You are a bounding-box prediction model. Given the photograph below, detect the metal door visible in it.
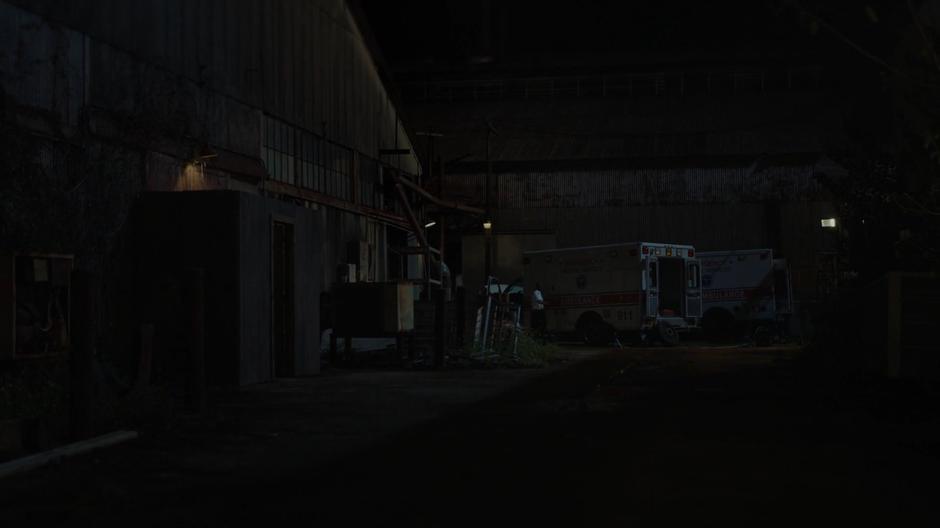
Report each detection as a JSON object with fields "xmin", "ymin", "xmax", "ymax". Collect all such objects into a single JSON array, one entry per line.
[
  {"xmin": 686, "ymin": 259, "xmax": 702, "ymax": 317},
  {"xmin": 272, "ymin": 221, "xmax": 294, "ymax": 378},
  {"xmin": 646, "ymin": 257, "xmax": 659, "ymax": 317},
  {"xmin": 773, "ymin": 259, "xmax": 793, "ymax": 314}
]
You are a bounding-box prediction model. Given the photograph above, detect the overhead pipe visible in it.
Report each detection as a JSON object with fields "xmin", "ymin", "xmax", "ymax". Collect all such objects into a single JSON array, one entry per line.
[{"xmin": 393, "ymin": 173, "xmax": 484, "ymax": 217}]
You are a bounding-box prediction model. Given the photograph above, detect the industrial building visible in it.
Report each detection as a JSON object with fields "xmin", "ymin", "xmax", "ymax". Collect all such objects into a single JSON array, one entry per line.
[
  {"xmin": 0, "ymin": 0, "xmax": 431, "ymax": 385},
  {"xmin": 396, "ymin": 56, "xmax": 850, "ymax": 336},
  {"xmin": 3, "ymin": 2, "xmax": 940, "ymax": 525}
]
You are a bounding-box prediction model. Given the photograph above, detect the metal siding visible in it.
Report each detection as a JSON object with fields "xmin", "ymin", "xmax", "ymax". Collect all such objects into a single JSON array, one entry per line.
[
  {"xmin": 494, "ymin": 204, "xmax": 767, "ymax": 249},
  {"xmin": 445, "ymin": 164, "xmax": 823, "ymax": 208},
  {"xmin": 402, "ymin": 91, "xmax": 843, "ymax": 169},
  {"xmin": 2, "ymin": 0, "xmax": 421, "ymax": 173}
]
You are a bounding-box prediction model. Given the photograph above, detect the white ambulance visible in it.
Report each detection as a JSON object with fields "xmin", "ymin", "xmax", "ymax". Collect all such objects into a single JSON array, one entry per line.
[
  {"xmin": 699, "ymin": 248, "xmax": 792, "ymax": 342},
  {"xmin": 523, "ymin": 242, "xmax": 701, "ymax": 345}
]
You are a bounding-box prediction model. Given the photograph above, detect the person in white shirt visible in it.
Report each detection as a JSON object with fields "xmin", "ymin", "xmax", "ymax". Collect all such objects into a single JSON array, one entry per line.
[{"xmin": 531, "ymin": 283, "xmax": 546, "ymax": 336}]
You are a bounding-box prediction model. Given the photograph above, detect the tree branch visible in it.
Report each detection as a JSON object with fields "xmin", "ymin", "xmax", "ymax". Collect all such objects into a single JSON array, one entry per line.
[{"xmin": 907, "ymin": 0, "xmax": 940, "ymax": 75}]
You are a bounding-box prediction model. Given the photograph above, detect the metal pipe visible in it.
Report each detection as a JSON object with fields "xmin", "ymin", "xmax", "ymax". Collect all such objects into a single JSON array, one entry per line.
[
  {"xmin": 393, "ymin": 179, "xmax": 430, "ymax": 250},
  {"xmin": 394, "ymin": 174, "xmax": 484, "ymax": 216}
]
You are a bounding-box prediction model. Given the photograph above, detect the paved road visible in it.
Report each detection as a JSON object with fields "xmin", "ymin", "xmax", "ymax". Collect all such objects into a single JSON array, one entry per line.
[{"xmin": 3, "ymin": 345, "xmax": 939, "ymax": 525}]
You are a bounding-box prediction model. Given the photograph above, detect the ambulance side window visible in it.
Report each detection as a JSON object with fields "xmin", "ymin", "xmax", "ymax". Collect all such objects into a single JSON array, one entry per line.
[
  {"xmin": 649, "ymin": 261, "xmax": 658, "ymax": 288},
  {"xmin": 688, "ymin": 263, "xmax": 700, "ymax": 288}
]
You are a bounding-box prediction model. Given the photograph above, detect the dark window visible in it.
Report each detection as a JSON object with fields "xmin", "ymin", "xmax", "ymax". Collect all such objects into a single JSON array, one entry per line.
[
  {"xmin": 262, "ymin": 115, "xmax": 352, "ymax": 200},
  {"xmin": 687, "ymin": 263, "xmax": 700, "ymax": 289}
]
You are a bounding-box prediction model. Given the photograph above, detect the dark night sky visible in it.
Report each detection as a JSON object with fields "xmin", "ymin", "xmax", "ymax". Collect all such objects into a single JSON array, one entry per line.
[
  {"xmin": 362, "ymin": 2, "xmax": 795, "ymax": 62},
  {"xmin": 361, "ymin": 1, "xmax": 909, "ymax": 74}
]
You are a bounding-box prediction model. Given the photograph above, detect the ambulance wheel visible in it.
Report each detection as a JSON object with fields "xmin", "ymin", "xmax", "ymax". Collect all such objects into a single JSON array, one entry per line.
[
  {"xmin": 577, "ymin": 313, "xmax": 613, "ymax": 347},
  {"xmin": 702, "ymin": 308, "xmax": 734, "ymax": 342},
  {"xmin": 752, "ymin": 325, "xmax": 772, "ymax": 347},
  {"xmin": 586, "ymin": 321, "xmax": 615, "ymax": 347},
  {"xmin": 656, "ymin": 323, "xmax": 680, "ymax": 347}
]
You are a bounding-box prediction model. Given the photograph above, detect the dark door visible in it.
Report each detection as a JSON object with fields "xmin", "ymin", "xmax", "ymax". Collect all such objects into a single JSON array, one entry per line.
[
  {"xmin": 658, "ymin": 257, "xmax": 685, "ymax": 316},
  {"xmin": 272, "ymin": 221, "xmax": 294, "ymax": 378},
  {"xmin": 646, "ymin": 257, "xmax": 659, "ymax": 316},
  {"xmin": 685, "ymin": 260, "xmax": 702, "ymax": 318}
]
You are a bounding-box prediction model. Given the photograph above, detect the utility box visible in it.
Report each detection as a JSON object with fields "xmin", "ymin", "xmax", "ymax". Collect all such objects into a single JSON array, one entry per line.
[
  {"xmin": 337, "ymin": 263, "xmax": 357, "ymax": 283},
  {"xmin": 333, "ymin": 282, "xmax": 414, "ymax": 336},
  {"xmin": 0, "ymin": 254, "xmax": 73, "ymax": 360}
]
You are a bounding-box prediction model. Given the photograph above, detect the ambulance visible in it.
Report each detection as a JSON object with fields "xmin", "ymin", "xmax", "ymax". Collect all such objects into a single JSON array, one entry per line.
[
  {"xmin": 699, "ymin": 248, "xmax": 792, "ymax": 342},
  {"xmin": 523, "ymin": 242, "xmax": 701, "ymax": 345}
]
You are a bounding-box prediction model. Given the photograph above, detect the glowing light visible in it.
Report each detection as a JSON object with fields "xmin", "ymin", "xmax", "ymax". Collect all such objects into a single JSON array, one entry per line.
[
  {"xmin": 821, "ymin": 218, "xmax": 837, "ymax": 228},
  {"xmin": 176, "ymin": 162, "xmax": 208, "ymax": 191},
  {"xmin": 483, "ymin": 220, "xmax": 493, "ymax": 230}
]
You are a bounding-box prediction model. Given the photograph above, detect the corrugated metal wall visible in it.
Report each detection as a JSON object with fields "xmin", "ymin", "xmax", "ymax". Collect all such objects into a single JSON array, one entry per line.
[
  {"xmin": 404, "ymin": 92, "xmax": 843, "ymax": 164},
  {"xmin": 471, "ymin": 202, "xmax": 832, "ymax": 302},
  {"xmin": 1, "ymin": 0, "xmax": 418, "ymax": 289},
  {"xmin": 445, "ymin": 163, "xmax": 836, "ymax": 301},
  {"xmin": 3, "ymin": 0, "xmax": 419, "ymax": 174},
  {"xmin": 494, "ymin": 205, "xmax": 766, "ymax": 249},
  {"xmin": 444, "ymin": 164, "xmax": 825, "ymax": 208}
]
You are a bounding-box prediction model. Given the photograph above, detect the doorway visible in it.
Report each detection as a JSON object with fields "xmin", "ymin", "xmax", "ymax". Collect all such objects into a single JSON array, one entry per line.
[
  {"xmin": 272, "ymin": 221, "xmax": 295, "ymax": 378},
  {"xmin": 658, "ymin": 257, "xmax": 685, "ymax": 316}
]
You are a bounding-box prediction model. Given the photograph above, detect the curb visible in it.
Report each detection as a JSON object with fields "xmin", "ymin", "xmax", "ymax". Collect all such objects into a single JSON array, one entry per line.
[{"xmin": 0, "ymin": 430, "xmax": 138, "ymax": 479}]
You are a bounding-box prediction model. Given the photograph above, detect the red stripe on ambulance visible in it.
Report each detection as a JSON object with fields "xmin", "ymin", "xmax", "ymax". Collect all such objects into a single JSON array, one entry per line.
[{"xmin": 544, "ymin": 291, "xmax": 641, "ymax": 309}]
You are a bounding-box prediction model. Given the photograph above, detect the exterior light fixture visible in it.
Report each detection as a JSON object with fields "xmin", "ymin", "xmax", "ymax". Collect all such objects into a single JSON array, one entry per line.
[
  {"xmin": 424, "ymin": 221, "xmax": 437, "ymax": 228},
  {"xmin": 820, "ymin": 218, "xmax": 837, "ymax": 228},
  {"xmin": 194, "ymin": 143, "xmax": 218, "ymax": 162},
  {"xmin": 483, "ymin": 220, "xmax": 493, "ymax": 231}
]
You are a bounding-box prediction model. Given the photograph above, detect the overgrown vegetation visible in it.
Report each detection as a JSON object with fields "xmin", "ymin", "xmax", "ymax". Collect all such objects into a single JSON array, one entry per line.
[
  {"xmin": 457, "ymin": 330, "xmax": 564, "ymax": 368},
  {"xmin": 510, "ymin": 332, "xmax": 564, "ymax": 367},
  {"xmin": 782, "ymin": 1, "xmax": 940, "ymax": 275},
  {"xmin": 0, "ymin": 360, "xmax": 69, "ymax": 421}
]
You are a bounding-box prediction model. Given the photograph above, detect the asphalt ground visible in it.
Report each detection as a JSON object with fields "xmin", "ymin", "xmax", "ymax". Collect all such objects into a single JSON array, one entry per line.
[{"xmin": 2, "ymin": 344, "xmax": 939, "ymax": 526}]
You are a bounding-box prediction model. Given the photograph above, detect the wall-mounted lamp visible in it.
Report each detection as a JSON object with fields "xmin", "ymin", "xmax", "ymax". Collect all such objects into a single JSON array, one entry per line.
[
  {"xmin": 194, "ymin": 143, "xmax": 218, "ymax": 162},
  {"xmin": 483, "ymin": 220, "xmax": 493, "ymax": 231},
  {"xmin": 820, "ymin": 218, "xmax": 837, "ymax": 228}
]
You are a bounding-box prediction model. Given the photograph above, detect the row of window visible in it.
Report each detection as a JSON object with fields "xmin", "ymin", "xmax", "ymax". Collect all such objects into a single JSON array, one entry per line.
[
  {"xmin": 260, "ymin": 115, "xmax": 423, "ymax": 219},
  {"xmin": 262, "ymin": 115, "xmax": 356, "ymax": 201},
  {"xmin": 358, "ymin": 155, "xmax": 383, "ymax": 210}
]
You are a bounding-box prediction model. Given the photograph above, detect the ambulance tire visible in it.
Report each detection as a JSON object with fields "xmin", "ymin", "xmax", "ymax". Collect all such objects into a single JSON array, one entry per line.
[
  {"xmin": 656, "ymin": 323, "xmax": 680, "ymax": 347},
  {"xmin": 753, "ymin": 325, "xmax": 772, "ymax": 347},
  {"xmin": 586, "ymin": 321, "xmax": 615, "ymax": 347},
  {"xmin": 702, "ymin": 308, "xmax": 734, "ymax": 342},
  {"xmin": 578, "ymin": 313, "xmax": 613, "ymax": 347}
]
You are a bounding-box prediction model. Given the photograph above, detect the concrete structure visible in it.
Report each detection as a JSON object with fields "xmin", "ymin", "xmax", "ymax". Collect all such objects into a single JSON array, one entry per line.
[
  {"xmin": 131, "ymin": 191, "xmax": 322, "ymax": 385},
  {"xmin": 0, "ymin": 0, "xmax": 424, "ymax": 384}
]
